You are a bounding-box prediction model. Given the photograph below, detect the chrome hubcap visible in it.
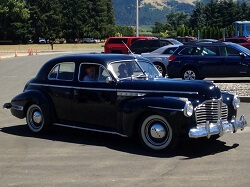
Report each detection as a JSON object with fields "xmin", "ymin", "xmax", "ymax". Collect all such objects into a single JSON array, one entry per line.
[
  {"xmin": 155, "ymin": 65, "xmax": 163, "ymax": 74},
  {"xmin": 33, "ymin": 111, "xmax": 42, "ymax": 124},
  {"xmin": 150, "ymin": 124, "xmax": 166, "ymax": 139},
  {"xmin": 184, "ymin": 70, "xmax": 195, "ymax": 80}
]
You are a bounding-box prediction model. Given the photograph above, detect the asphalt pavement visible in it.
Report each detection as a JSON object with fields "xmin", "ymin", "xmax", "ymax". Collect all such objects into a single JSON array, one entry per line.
[{"xmin": 0, "ymin": 53, "xmax": 250, "ymax": 186}]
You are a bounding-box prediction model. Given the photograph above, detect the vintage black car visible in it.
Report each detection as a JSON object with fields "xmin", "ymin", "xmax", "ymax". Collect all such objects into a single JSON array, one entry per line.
[{"xmin": 3, "ymin": 54, "xmax": 247, "ymax": 152}]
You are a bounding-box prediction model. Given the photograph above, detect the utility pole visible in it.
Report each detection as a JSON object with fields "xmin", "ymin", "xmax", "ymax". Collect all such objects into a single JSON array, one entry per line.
[{"xmin": 136, "ymin": 0, "xmax": 139, "ymax": 37}]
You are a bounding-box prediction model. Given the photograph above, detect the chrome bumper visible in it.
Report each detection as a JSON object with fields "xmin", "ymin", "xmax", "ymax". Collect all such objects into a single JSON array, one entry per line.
[{"xmin": 189, "ymin": 115, "xmax": 247, "ymax": 138}]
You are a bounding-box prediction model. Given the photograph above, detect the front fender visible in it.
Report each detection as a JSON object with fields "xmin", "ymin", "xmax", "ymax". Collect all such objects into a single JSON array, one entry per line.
[
  {"xmin": 10, "ymin": 90, "xmax": 53, "ymax": 119},
  {"xmin": 120, "ymin": 96, "xmax": 189, "ymax": 137},
  {"xmin": 221, "ymin": 92, "xmax": 237, "ymax": 119}
]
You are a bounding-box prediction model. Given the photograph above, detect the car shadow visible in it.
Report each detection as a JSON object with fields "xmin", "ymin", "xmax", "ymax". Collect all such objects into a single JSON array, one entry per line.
[{"xmin": 0, "ymin": 124, "xmax": 239, "ymax": 159}]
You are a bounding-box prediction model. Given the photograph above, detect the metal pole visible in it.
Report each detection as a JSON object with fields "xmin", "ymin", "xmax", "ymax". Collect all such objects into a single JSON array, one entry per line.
[{"xmin": 136, "ymin": 0, "xmax": 139, "ymax": 37}]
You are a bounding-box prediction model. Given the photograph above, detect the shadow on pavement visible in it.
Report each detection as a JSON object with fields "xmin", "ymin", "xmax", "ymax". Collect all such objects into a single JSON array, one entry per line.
[{"xmin": 0, "ymin": 124, "xmax": 239, "ymax": 159}]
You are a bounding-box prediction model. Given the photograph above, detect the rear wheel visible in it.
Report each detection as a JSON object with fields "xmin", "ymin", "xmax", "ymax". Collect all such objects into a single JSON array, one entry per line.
[
  {"xmin": 138, "ymin": 115, "xmax": 178, "ymax": 152},
  {"xmin": 154, "ymin": 63, "xmax": 166, "ymax": 77},
  {"xmin": 182, "ymin": 67, "xmax": 199, "ymax": 80},
  {"xmin": 26, "ymin": 104, "xmax": 50, "ymax": 133}
]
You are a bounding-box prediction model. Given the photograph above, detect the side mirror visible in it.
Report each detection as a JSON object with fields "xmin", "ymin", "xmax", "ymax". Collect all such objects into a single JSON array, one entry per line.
[
  {"xmin": 106, "ymin": 76, "xmax": 114, "ymax": 84},
  {"xmin": 239, "ymin": 52, "xmax": 246, "ymax": 58}
]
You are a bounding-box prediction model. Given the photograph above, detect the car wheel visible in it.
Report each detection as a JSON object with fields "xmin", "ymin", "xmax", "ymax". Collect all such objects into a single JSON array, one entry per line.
[
  {"xmin": 139, "ymin": 115, "xmax": 178, "ymax": 151},
  {"xmin": 182, "ymin": 68, "xmax": 199, "ymax": 80},
  {"xmin": 26, "ymin": 104, "xmax": 50, "ymax": 133},
  {"xmin": 154, "ymin": 63, "xmax": 166, "ymax": 77}
]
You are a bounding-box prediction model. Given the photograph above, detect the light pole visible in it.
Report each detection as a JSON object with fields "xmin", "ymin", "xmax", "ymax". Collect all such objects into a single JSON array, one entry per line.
[{"xmin": 136, "ymin": 0, "xmax": 139, "ymax": 37}]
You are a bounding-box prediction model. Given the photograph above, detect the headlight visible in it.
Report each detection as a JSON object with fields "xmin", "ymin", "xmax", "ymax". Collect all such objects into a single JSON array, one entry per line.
[
  {"xmin": 232, "ymin": 95, "xmax": 240, "ymax": 109},
  {"xmin": 184, "ymin": 101, "xmax": 193, "ymax": 117}
]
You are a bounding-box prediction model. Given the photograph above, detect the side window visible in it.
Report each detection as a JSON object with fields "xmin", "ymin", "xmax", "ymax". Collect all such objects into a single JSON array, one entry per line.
[
  {"xmin": 163, "ymin": 47, "xmax": 177, "ymax": 54},
  {"xmin": 146, "ymin": 40, "xmax": 159, "ymax": 48},
  {"xmin": 201, "ymin": 46, "xmax": 217, "ymax": 56},
  {"xmin": 179, "ymin": 47, "xmax": 194, "ymax": 55},
  {"xmin": 159, "ymin": 40, "xmax": 168, "ymax": 47},
  {"xmin": 79, "ymin": 64, "xmax": 110, "ymax": 82},
  {"xmin": 193, "ymin": 47, "xmax": 203, "ymax": 55},
  {"xmin": 226, "ymin": 47, "xmax": 240, "ymax": 56},
  {"xmin": 48, "ymin": 62, "xmax": 75, "ymax": 81}
]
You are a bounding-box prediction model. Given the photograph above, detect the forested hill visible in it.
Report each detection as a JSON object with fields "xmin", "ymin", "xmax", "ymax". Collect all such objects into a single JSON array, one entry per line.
[
  {"xmin": 113, "ymin": 0, "xmax": 250, "ymax": 25},
  {"xmin": 113, "ymin": 0, "xmax": 193, "ymax": 25}
]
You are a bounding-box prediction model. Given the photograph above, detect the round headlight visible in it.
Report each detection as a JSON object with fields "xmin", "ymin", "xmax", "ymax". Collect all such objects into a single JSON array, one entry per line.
[
  {"xmin": 184, "ymin": 101, "xmax": 193, "ymax": 117},
  {"xmin": 232, "ymin": 95, "xmax": 240, "ymax": 109}
]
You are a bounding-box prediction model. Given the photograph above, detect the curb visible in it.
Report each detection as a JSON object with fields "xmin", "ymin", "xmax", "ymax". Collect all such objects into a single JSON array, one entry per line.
[{"xmin": 240, "ymin": 96, "xmax": 250, "ymax": 103}]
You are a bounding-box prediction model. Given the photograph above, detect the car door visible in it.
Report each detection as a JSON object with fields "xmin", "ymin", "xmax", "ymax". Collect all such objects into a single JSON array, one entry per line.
[
  {"xmin": 219, "ymin": 46, "xmax": 248, "ymax": 76},
  {"xmin": 46, "ymin": 62, "xmax": 75, "ymax": 121},
  {"xmin": 193, "ymin": 46, "xmax": 223, "ymax": 77},
  {"xmin": 72, "ymin": 63, "xmax": 118, "ymax": 129}
]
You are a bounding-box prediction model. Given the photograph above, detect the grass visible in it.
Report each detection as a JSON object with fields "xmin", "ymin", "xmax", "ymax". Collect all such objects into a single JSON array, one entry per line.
[{"xmin": 0, "ymin": 43, "xmax": 104, "ymax": 52}]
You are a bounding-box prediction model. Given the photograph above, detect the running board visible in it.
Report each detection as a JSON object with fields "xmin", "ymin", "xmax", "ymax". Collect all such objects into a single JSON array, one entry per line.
[{"xmin": 53, "ymin": 123, "xmax": 128, "ymax": 137}]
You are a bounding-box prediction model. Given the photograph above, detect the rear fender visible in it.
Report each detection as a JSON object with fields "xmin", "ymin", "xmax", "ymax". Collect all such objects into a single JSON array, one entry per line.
[{"xmin": 10, "ymin": 90, "xmax": 54, "ymax": 120}]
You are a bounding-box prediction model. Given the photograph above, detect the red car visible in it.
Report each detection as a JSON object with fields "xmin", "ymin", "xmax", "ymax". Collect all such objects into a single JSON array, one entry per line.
[
  {"xmin": 104, "ymin": 36, "xmax": 156, "ymax": 54},
  {"xmin": 174, "ymin": 36, "xmax": 197, "ymax": 44},
  {"xmin": 222, "ymin": 36, "xmax": 250, "ymax": 50}
]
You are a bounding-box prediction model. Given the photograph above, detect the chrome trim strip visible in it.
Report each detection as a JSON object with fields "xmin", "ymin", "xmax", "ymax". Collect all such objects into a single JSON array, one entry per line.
[
  {"xmin": 148, "ymin": 106, "xmax": 184, "ymax": 112},
  {"xmin": 30, "ymin": 83, "xmax": 75, "ymax": 89},
  {"xmin": 53, "ymin": 123, "xmax": 128, "ymax": 137},
  {"xmin": 30, "ymin": 83, "xmax": 198, "ymax": 95},
  {"xmin": 117, "ymin": 92, "xmax": 146, "ymax": 97},
  {"xmin": 117, "ymin": 89, "xmax": 198, "ymax": 95},
  {"xmin": 12, "ymin": 105, "xmax": 24, "ymax": 111},
  {"xmin": 76, "ymin": 87, "xmax": 115, "ymax": 92}
]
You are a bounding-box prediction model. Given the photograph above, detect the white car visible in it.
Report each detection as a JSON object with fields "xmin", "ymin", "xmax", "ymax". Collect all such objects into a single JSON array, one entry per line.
[{"xmin": 141, "ymin": 44, "xmax": 182, "ymax": 77}]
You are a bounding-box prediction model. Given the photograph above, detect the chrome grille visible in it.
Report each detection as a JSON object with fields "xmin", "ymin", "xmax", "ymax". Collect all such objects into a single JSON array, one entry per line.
[{"xmin": 195, "ymin": 99, "xmax": 228, "ymax": 126}]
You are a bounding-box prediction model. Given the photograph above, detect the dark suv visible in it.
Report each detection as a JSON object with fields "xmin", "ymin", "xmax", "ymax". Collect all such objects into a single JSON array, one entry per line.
[
  {"xmin": 167, "ymin": 41, "xmax": 250, "ymax": 80},
  {"xmin": 130, "ymin": 39, "xmax": 179, "ymax": 54}
]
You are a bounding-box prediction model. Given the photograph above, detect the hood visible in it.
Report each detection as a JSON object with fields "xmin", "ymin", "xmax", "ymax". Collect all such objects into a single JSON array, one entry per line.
[{"xmin": 117, "ymin": 78, "xmax": 221, "ymax": 102}]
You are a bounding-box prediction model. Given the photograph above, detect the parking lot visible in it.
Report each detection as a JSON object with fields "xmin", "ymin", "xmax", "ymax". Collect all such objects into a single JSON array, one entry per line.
[{"xmin": 0, "ymin": 53, "xmax": 250, "ymax": 186}]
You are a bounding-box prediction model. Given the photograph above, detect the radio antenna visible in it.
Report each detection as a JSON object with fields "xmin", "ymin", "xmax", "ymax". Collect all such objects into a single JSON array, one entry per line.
[{"xmin": 122, "ymin": 41, "xmax": 135, "ymax": 57}]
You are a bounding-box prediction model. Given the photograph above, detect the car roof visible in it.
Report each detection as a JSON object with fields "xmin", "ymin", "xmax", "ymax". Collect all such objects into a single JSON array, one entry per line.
[
  {"xmin": 150, "ymin": 44, "xmax": 182, "ymax": 53},
  {"xmin": 37, "ymin": 54, "xmax": 148, "ymax": 79}
]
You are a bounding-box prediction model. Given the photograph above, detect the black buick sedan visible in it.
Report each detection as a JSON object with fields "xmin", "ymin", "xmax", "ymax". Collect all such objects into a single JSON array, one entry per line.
[{"xmin": 4, "ymin": 54, "xmax": 247, "ymax": 152}]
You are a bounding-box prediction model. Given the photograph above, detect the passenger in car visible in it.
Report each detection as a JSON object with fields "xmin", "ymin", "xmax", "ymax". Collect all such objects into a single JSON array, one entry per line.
[
  {"xmin": 118, "ymin": 64, "xmax": 129, "ymax": 78},
  {"xmin": 83, "ymin": 65, "xmax": 97, "ymax": 81}
]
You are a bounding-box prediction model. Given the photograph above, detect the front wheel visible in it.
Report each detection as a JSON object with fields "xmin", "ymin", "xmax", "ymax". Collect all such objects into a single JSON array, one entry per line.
[
  {"xmin": 26, "ymin": 104, "xmax": 50, "ymax": 133},
  {"xmin": 138, "ymin": 115, "xmax": 178, "ymax": 152}
]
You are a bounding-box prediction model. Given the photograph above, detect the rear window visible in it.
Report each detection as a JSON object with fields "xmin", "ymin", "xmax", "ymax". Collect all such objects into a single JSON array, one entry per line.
[
  {"xmin": 107, "ymin": 38, "xmax": 128, "ymax": 44},
  {"xmin": 48, "ymin": 62, "xmax": 75, "ymax": 81},
  {"xmin": 179, "ymin": 47, "xmax": 194, "ymax": 55},
  {"xmin": 131, "ymin": 40, "xmax": 148, "ymax": 48}
]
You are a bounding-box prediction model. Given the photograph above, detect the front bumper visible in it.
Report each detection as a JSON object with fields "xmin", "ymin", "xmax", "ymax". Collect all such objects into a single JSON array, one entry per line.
[{"xmin": 189, "ymin": 115, "xmax": 247, "ymax": 138}]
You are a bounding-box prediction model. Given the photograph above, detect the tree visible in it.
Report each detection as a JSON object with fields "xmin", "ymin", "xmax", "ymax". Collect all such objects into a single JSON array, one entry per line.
[
  {"xmin": 0, "ymin": 0, "xmax": 31, "ymax": 42},
  {"xmin": 166, "ymin": 12, "xmax": 190, "ymax": 30},
  {"xmin": 190, "ymin": 1, "xmax": 205, "ymax": 28}
]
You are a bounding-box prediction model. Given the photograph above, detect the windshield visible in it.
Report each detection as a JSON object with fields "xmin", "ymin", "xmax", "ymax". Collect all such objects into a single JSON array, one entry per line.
[
  {"xmin": 139, "ymin": 61, "xmax": 162, "ymax": 78},
  {"xmin": 233, "ymin": 43, "xmax": 250, "ymax": 55},
  {"xmin": 108, "ymin": 60, "xmax": 145, "ymax": 80}
]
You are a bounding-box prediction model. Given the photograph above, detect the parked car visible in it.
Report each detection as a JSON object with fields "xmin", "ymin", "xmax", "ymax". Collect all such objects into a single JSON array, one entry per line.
[
  {"xmin": 167, "ymin": 41, "xmax": 250, "ymax": 80},
  {"xmin": 175, "ymin": 36, "xmax": 197, "ymax": 44},
  {"xmin": 130, "ymin": 38, "xmax": 179, "ymax": 54},
  {"xmin": 220, "ymin": 36, "xmax": 250, "ymax": 50},
  {"xmin": 39, "ymin": 37, "xmax": 46, "ymax": 44},
  {"xmin": 141, "ymin": 44, "xmax": 182, "ymax": 77},
  {"xmin": 198, "ymin": 39, "xmax": 218, "ymax": 42},
  {"xmin": 82, "ymin": 38, "xmax": 98, "ymax": 43},
  {"xmin": 104, "ymin": 36, "xmax": 156, "ymax": 54},
  {"xmin": 3, "ymin": 54, "xmax": 247, "ymax": 152}
]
